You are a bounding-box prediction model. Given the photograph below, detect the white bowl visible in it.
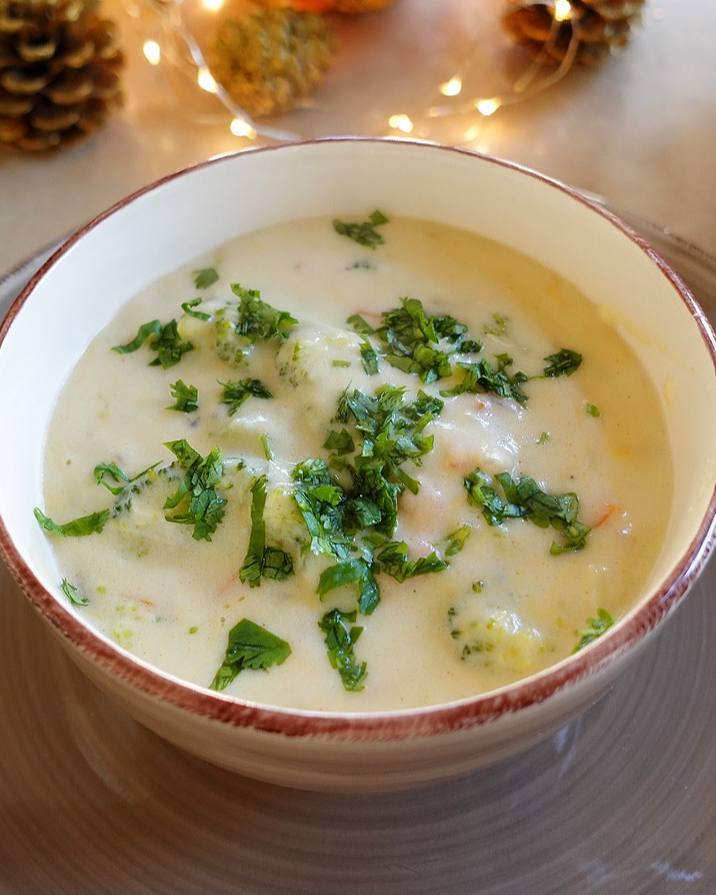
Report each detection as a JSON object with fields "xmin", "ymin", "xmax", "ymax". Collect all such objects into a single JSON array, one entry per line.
[{"xmin": 1, "ymin": 139, "xmax": 715, "ymax": 792}]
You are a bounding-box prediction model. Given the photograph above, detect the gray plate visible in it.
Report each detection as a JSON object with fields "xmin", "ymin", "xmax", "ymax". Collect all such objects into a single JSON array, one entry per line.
[{"xmin": 1, "ymin": 216, "xmax": 714, "ymax": 895}]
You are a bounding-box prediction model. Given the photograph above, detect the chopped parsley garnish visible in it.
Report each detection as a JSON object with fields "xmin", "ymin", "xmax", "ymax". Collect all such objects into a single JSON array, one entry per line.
[
  {"xmin": 440, "ymin": 523, "xmax": 472, "ymax": 557},
  {"xmin": 483, "ymin": 312, "xmax": 508, "ymax": 337},
  {"xmin": 181, "ymin": 298, "xmax": 212, "ymax": 321},
  {"xmin": 210, "ymin": 617, "xmax": 291, "ymax": 691},
  {"xmin": 220, "ymin": 378, "xmax": 272, "ymax": 416},
  {"xmin": 331, "ymin": 359, "xmax": 351, "ymax": 368},
  {"xmin": 323, "ymin": 429, "xmax": 355, "ymax": 456},
  {"xmin": 167, "ymin": 379, "xmax": 199, "ymax": 412},
  {"xmin": 360, "ymin": 339, "xmax": 380, "ymax": 375},
  {"xmin": 464, "ymin": 467, "xmax": 591, "ymax": 554},
  {"xmin": 586, "ymin": 403, "xmax": 601, "ymax": 418},
  {"xmin": 333, "ymin": 210, "xmax": 389, "ymax": 250},
  {"xmin": 318, "ymin": 557, "xmax": 380, "ymax": 615},
  {"xmin": 373, "ymin": 541, "xmax": 447, "ymax": 583},
  {"xmin": 163, "ymin": 439, "xmax": 227, "ymax": 541},
  {"xmin": 346, "ymin": 314, "xmax": 375, "ymax": 335},
  {"xmin": 239, "ymin": 475, "xmax": 294, "ymax": 588},
  {"xmin": 231, "ymin": 283, "xmax": 297, "ymax": 343},
  {"xmin": 193, "ymin": 267, "xmax": 219, "ymax": 290},
  {"xmin": 112, "ymin": 319, "xmax": 194, "ymax": 369},
  {"xmin": 318, "ymin": 608, "xmax": 367, "ymax": 691},
  {"xmin": 441, "ymin": 355, "xmax": 528, "ymax": 404},
  {"xmin": 573, "ymin": 608, "xmax": 614, "ymax": 653},
  {"xmin": 543, "ymin": 349, "xmax": 583, "ymax": 378},
  {"xmin": 60, "ymin": 578, "xmax": 89, "ymax": 607},
  {"xmin": 537, "ymin": 431, "xmax": 551, "ymax": 445},
  {"xmin": 34, "ymin": 507, "xmax": 110, "ymax": 537},
  {"xmin": 94, "ymin": 459, "xmax": 165, "ymax": 516},
  {"xmin": 292, "ymin": 459, "xmax": 351, "ymax": 560}
]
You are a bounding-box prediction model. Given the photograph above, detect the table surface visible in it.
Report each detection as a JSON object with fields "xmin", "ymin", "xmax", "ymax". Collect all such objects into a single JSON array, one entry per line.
[{"xmin": 0, "ymin": 0, "xmax": 714, "ymax": 269}]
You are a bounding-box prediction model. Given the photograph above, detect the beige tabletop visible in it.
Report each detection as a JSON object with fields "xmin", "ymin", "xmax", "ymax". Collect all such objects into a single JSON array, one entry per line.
[{"xmin": 0, "ymin": 0, "xmax": 714, "ymax": 272}]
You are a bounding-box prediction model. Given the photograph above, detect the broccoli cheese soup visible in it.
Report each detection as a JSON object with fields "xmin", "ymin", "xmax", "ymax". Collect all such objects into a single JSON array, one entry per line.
[{"xmin": 35, "ymin": 213, "xmax": 673, "ymax": 711}]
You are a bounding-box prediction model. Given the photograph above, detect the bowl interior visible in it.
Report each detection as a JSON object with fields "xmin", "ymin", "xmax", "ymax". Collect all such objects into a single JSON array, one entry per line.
[{"xmin": 1, "ymin": 140, "xmax": 715, "ymax": 698}]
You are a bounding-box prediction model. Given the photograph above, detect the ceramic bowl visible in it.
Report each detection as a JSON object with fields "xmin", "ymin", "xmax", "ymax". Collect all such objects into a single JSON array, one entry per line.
[{"xmin": 1, "ymin": 139, "xmax": 715, "ymax": 792}]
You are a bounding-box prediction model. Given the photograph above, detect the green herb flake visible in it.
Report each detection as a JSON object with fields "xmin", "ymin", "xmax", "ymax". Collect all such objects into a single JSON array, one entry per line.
[
  {"xmin": 318, "ymin": 608, "xmax": 367, "ymax": 692},
  {"xmin": 163, "ymin": 439, "xmax": 227, "ymax": 541},
  {"xmin": 586, "ymin": 403, "xmax": 601, "ymax": 418},
  {"xmin": 543, "ymin": 348, "xmax": 583, "ymax": 378},
  {"xmin": 346, "ymin": 314, "xmax": 376, "ymax": 335},
  {"xmin": 193, "ymin": 267, "xmax": 219, "ymax": 290},
  {"xmin": 60, "ymin": 577, "xmax": 89, "ymax": 607},
  {"xmin": 292, "ymin": 459, "xmax": 351, "ymax": 561},
  {"xmin": 323, "ymin": 429, "xmax": 355, "ymax": 456},
  {"xmin": 112, "ymin": 319, "xmax": 194, "ymax": 369},
  {"xmin": 360, "ymin": 339, "xmax": 380, "ymax": 375},
  {"xmin": 464, "ymin": 467, "xmax": 591, "ymax": 554},
  {"xmin": 210, "ymin": 617, "xmax": 291, "ymax": 691},
  {"xmin": 374, "ymin": 540, "xmax": 448, "ymax": 583},
  {"xmin": 573, "ymin": 608, "xmax": 614, "ymax": 653},
  {"xmin": 261, "ymin": 434, "xmax": 273, "ymax": 461},
  {"xmin": 441, "ymin": 355, "xmax": 528, "ymax": 404},
  {"xmin": 471, "ymin": 580, "xmax": 485, "ymax": 594},
  {"xmin": 318, "ymin": 557, "xmax": 380, "ymax": 615},
  {"xmin": 220, "ymin": 377, "xmax": 272, "ymax": 416},
  {"xmin": 231, "ymin": 283, "xmax": 298, "ymax": 344},
  {"xmin": 333, "ymin": 210, "xmax": 389, "ymax": 250},
  {"xmin": 181, "ymin": 298, "xmax": 212, "ymax": 321},
  {"xmin": 34, "ymin": 507, "xmax": 110, "ymax": 537},
  {"xmin": 440, "ymin": 523, "xmax": 472, "ymax": 557},
  {"xmin": 167, "ymin": 379, "xmax": 199, "ymax": 413},
  {"xmin": 188, "ymin": 625, "xmax": 199, "ymax": 634},
  {"xmin": 537, "ymin": 431, "xmax": 551, "ymax": 445},
  {"xmin": 239, "ymin": 475, "xmax": 294, "ymax": 588},
  {"xmin": 332, "ymin": 359, "xmax": 351, "ymax": 368}
]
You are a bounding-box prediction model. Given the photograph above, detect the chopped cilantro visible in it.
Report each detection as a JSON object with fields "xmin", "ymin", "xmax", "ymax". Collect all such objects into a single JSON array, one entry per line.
[
  {"xmin": 220, "ymin": 378, "xmax": 272, "ymax": 416},
  {"xmin": 483, "ymin": 313, "xmax": 508, "ymax": 337},
  {"xmin": 188, "ymin": 625, "xmax": 198, "ymax": 634},
  {"xmin": 210, "ymin": 618, "xmax": 291, "ymax": 691},
  {"xmin": 373, "ymin": 541, "xmax": 447, "ymax": 583},
  {"xmin": 333, "ymin": 210, "xmax": 389, "ymax": 250},
  {"xmin": 440, "ymin": 523, "xmax": 472, "ymax": 557},
  {"xmin": 112, "ymin": 319, "xmax": 194, "ymax": 369},
  {"xmin": 346, "ymin": 314, "xmax": 375, "ymax": 334},
  {"xmin": 537, "ymin": 431, "xmax": 551, "ymax": 445},
  {"xmin": 292, "ymin": 459, "xmax": 351, "ymax": 560},
  {"xmin": 543, "ymin": 349, "xmax": 583, "ymax": 378},
  {"xmin": 441, "ymin": 355, "xmax": 528, "ymax": 404},
  {"xmin": 318, "ymin": 608, "xmax": 367, "ymax": 691},
  {"xmin": 586, "ymin": 403, "xmax": 601, "ymax": 418},
  {"xmin": 239, "ymin": 475, "xmax": 294, "ymax": 587},
  {"xmin": 163, "ymin": 439, "xmax": 227, "ymax": 541},
  {"xmin": 231, "ymin": 283, "xmax": 297, "ymax": 343},
  {"xmin": 260, "ymin": 434, "xmax": 273, "ymax": 461},
  {"xmin": 94, "ymin": 460, "xmax": 164, "ymax": 516},
  {"xmin": 360, "ymin": 339, "xmax": 380, "ymax": 375},
  {"xmin": 181, "ymin": 298, "xmax": 212, "ymax": 321},
  {"xmin": 167, "ymin": 379, "xmax": 198, "ymax": 412},
  {"xmin": 471, "ymin": 580, "xmax": 485, "ymax": 593},
  {"xmin": 323, "ymin": 429, "xmax": 355, "ymax": 456},
  {"xmin": 573, "ymin": 608, "xmax": 614, "ymax": 653},
  {"xmin": 193, "ymin": 267, "xmax": 219, "ymax": 289},
  {"xmin": 331, "ymin": 359, "xmax": 351, "ymax": 368},
  {"xmin": 317, "ymin": 557, "xmax": 380, "ymax": 615},
  {"xmin": 60, "ymin": 578, "xmax": 89, "ymax": 606},
  {"xmin": 34, "ymin": 507, "xmax": 110, "ymax": 537},
  {"xmin": 464, "ymin": 467, "xmax": 591, "ymax": 554}
]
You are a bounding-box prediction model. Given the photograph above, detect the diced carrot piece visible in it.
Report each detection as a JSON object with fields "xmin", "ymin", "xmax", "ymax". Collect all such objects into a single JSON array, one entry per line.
[{"xmin": 592, "ymin": 503, "xmax": 619, "ymax": 528}]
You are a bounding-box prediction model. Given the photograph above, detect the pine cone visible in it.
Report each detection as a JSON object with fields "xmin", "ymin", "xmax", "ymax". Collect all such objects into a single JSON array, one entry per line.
[
  {"xmin": 503, "ymin": 0, "xmax": 645, "ymax": 66},
  {"xmin": 0, "ymin": 1, "xmax": 123, "ymax": 151},
  {"xmin": 207, "ymin": 5, "xmax": 335, "ymax": 118}
]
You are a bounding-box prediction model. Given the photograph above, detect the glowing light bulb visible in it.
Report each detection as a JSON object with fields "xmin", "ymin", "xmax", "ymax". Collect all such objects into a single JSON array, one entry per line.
[
  {"xmin": 203, "ymin": 0, "xmax": 224, "ymax": 8},
  {"xmin": 388, "ymin": 113, "xmax": 413, "ymax": 134},
  {"xmin": 475, "ymin": 97, "xmax": 500, "ymax": 117},
  {"xmin": 230, "ymin": 118, "xmax": 257, "ymax": 139},
  {"xmin": 142, "ymin": 40, "xmax": 161, "ymax": 66},
  {"xmin": 439, "ymin": 76, "xmax": 463, "ymax": 97},
  {"xmin": 553, "ymin": 0, "xmax": 572, "ymax": 21},
  {"xmin": 197, "ymin": 67, "xmax": 218, "ymax": 94}
]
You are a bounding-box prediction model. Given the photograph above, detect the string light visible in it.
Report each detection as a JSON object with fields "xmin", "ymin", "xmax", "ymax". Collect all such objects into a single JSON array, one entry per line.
[
  {"xmin": 230, "ymin": 117, "xmax": 257, "ymax": 139},
  {"xmin": 475, "ymin": 97, "xmax": 500, "ymax": 117},
  {"xmin": 388, "ymin": 113, "xmax": 414, "ymax": 134},
  {"xmin": 439, "ymin": 76, "xmax": 463, "ymax": 97},
  {"xmin": 197, "ymin": 66, "xmax": 218, "ymax": 94},
  {"xmin": 142, "ymin": 40, "xmax": 161, "ymax": 66},
  {"xmin": 553, "ymin": 0, "xmax": 573, "ymax": 21}
]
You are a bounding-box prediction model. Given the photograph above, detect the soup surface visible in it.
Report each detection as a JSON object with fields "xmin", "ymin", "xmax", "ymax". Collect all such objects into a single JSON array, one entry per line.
[{"xmin": 39, "ymin": 214, "xmax": 673, "ymax": 711}]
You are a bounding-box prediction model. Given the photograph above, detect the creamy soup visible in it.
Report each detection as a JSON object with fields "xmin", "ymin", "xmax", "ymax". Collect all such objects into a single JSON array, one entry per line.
[{"xmin": 37, "ymin": 214, "xmax": 673, "ymax": 711}]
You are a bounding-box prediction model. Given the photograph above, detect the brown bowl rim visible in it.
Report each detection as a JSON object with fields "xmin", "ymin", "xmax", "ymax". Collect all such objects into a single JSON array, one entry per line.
[{"xmin": 1, "ymin": 137, "xmax": 715, "ymax": 740}]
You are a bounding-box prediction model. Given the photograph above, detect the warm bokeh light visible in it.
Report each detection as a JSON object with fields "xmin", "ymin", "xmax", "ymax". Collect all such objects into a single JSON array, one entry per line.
[
  {"xmin": 202, "ymin": 0, "xmax": 224, "ymax": 10},
  {"xmin": 142, "ymin": 40, "xmax": 161, "ymax": 66},
  {"xmin": 230, "ymin": 118, "xmax": 257, "ymax": 139},
  {"xmin": 439, "ymin": 76, "xmax": 463, "ymax": 98},
  {"xmin": 553, "ymin": 0, "xmax": 572, "ymax": 21},
  {"xmin": 197, "ymin": 66, "xmax": 218, "ymax": 94},
  {"xmin": 388, "ymin": 113, "xmax": 414, "ymax": 134},
  {"xmin": 475, "ymin": 97, "xmax": 500, "ymax": 117}
]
